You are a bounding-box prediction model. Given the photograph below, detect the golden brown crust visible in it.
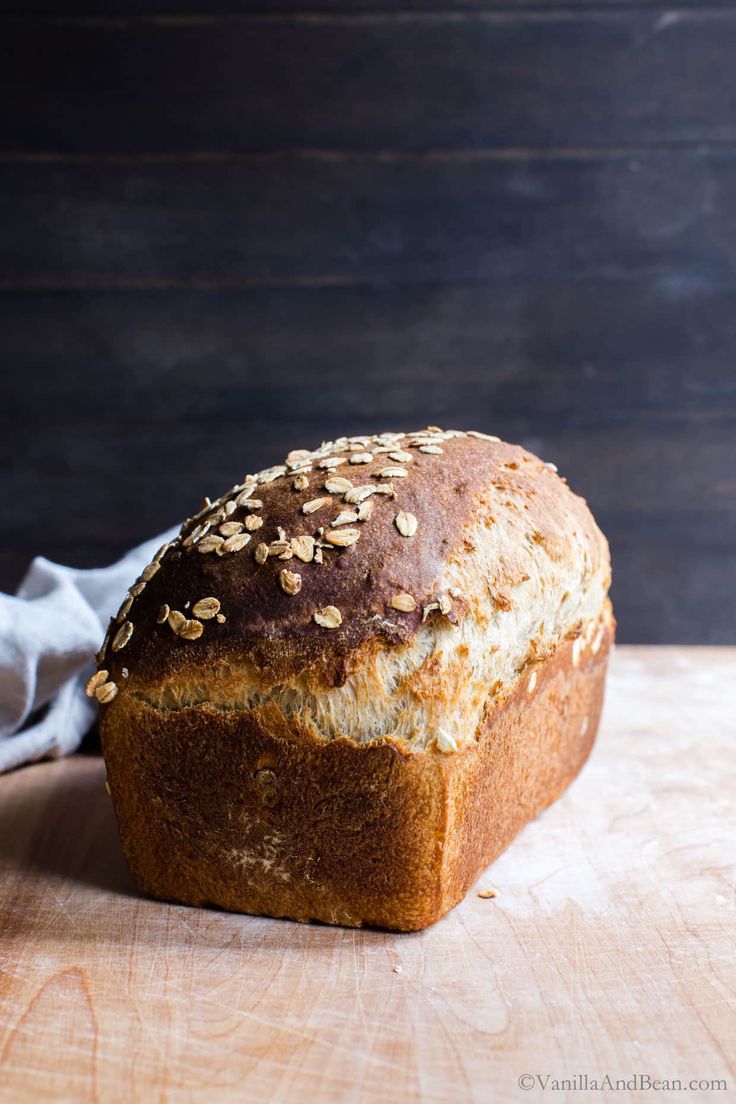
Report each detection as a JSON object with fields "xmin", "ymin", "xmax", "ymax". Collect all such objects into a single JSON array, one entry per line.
[
  {"xmin": 94, "ymin": 429, "xmax": 608, "ymax": 696},
  {"xmin": 97, "ymin": 427, "xmax": 613, "ymax": 929},
  {"xmin": 101, "ymin": 612, "xmax": 614, "ymax": 931}
]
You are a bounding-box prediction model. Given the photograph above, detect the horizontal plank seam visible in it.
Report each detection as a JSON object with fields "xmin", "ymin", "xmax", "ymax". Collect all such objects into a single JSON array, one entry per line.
[
  {"xmin": 0, "ymin": 276, "xmax": 489, "ymax": 291},
  {"xmin": 1, "ymin": 142, "xmax": 735, "ymax": 164},
  {"xmin": 3, "ymin": 7, "xmax": 736, "ymax": 25},
  {"xmin": 2, "ymin": 273, "xmax": 735, "ymax": 293}
]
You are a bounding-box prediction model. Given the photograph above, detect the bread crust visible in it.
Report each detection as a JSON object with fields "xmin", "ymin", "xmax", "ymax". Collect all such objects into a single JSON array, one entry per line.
[
  {"xmin": 101, "ymin": 607, "xmax": 613, "ymax": 931},
  {"xmin": 96, "ymin": 427, "xmax": 614, "ymax": 930},
  {"xmin": 95, "ymin": 431, "xmax": 609, "ymax": 695}
]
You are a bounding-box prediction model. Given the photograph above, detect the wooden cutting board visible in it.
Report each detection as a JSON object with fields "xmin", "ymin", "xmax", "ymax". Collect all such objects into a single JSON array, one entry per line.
[{"xmin": 0, "ymin": 646, "xmax": 734, "ymax": 1103}]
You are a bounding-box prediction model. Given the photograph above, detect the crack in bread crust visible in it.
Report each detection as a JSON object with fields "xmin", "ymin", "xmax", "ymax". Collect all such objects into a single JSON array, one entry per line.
[{"xmin": 130, "ymin": 604, "xmax": 612, "ymax": 755}]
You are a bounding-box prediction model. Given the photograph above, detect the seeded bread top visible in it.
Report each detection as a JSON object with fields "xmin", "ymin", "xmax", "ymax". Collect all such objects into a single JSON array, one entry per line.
[{"xmin": 90, "ymin": 428, "xmax": 609, "ymax": 703}]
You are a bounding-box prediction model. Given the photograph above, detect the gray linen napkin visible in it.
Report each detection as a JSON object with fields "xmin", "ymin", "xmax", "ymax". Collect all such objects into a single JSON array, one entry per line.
[{"xmin": 0, "ymin": 528, "xmax": 177, "ymax": 772}]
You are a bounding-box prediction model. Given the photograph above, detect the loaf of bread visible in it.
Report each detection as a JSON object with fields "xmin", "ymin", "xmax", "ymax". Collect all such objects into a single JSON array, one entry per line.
[{"xmin": 92, "ymin": 427, "xmax": 613, "ymax": 931}]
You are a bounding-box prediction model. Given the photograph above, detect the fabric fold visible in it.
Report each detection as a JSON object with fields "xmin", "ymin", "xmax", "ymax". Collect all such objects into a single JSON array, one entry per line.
[{"xmin": 0, "ymin": 528, "xmax": 177, "ymax": 773}]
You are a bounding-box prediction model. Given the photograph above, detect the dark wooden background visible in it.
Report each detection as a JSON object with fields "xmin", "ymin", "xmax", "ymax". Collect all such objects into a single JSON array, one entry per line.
[{"xmin": 1, "ymin": 2, "xmax": 735, "ymax": 642}]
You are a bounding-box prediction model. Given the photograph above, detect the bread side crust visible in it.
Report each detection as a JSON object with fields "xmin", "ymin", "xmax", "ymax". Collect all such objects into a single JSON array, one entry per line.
[{"xmin": 101, "ymin": 608, "xmax": 614, "ymax": 931}]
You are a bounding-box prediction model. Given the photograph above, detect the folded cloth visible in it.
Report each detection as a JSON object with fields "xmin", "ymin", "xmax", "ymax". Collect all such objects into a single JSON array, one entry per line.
[{"xmin": 0, "ymin": 528, "xmax": 178, "ymax": 773}]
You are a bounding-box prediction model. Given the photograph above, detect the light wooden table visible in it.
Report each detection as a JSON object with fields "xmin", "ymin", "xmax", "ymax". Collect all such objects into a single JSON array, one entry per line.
[{"xmin": 1, "ymin": 647, "xmax": 734, "ymax": 1104}]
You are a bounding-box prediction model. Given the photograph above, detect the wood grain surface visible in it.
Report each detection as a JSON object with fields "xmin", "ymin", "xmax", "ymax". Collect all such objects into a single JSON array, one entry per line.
[
  {"xmin": 3, "ymin": 150, "xmax": 735, "ymax": 289},
  {"xmin": 3, "ymin": 11, "xmax": 736, "ymax": 153},
  {"xmin": 0, "ymin": 646, "xmax": 734, "ymax": 1103}
]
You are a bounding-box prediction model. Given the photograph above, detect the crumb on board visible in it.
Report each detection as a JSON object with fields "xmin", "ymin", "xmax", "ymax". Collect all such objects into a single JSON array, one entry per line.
[{"xmin": 477, "ymin": 888, "xmax": 497, "ymax": 899}]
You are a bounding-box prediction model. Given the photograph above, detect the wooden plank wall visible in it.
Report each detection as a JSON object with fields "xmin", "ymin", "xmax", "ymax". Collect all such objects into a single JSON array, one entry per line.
[{"xmin": 1, "ymin": 3, "xmax": 734, "ymax": 641}]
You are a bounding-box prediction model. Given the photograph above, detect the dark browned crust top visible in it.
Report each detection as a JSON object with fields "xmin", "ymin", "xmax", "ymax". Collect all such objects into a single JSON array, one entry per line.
[{"xmin": 96, "ymin": 429, "xmax": 605, "ymax": 692}]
